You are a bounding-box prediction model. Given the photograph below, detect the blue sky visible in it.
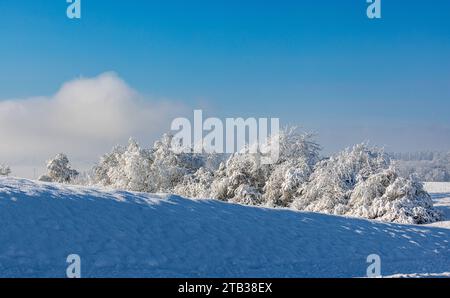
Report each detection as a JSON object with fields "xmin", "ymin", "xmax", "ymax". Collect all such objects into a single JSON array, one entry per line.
[{"xmin": 0, "ymin": 0, "xmax": 449, "ymax": 154}]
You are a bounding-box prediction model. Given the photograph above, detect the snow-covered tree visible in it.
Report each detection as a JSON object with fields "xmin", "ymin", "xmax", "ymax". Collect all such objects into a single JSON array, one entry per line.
[
  {"xmin": 91, "ymin": 139, "xmax": 153, "ymax": 192},
  {"xmin": 149, "ymin": 134, "xmax": 203, "ymax": 192},
  {"xmin": 39, "ymin": 154, "xmax": 79, "ymax": 183},
  {"xmin": 0, "ymin": 164, "xmax": 11, "ymax": 176},
  {"xmin": 106, "ymin": 139, "xmax": 154, "ymax": 192},
  {"xmin": 262, "ymin": 129, "xmax": 321, "ymax": 207}
]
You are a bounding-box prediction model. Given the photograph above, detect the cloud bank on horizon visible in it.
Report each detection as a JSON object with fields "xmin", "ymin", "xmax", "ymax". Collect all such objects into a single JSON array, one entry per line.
[{"xmin": 0, "ymin": 72, "xmax": 189, "ymax": 178}]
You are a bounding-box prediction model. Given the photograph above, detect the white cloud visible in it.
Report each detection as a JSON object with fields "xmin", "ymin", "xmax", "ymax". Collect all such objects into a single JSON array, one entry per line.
[{"xmin": 0, "ymin": 72, "xmax": 190, "ymax": 178}]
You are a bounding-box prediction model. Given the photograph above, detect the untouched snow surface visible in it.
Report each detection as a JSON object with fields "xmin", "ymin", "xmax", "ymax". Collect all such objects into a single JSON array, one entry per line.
[
  {"xmin": 425, "ymin": 182, "xmax": 450, "ymax": 229},
  {"xmin": 0, "ymin": 177, "xmax": 449, "ymax": 278}
]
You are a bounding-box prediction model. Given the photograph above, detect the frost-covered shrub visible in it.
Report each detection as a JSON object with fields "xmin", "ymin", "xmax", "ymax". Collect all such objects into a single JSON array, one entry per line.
[
  {"xmin": 263, "ymin": 160, "xmax": 313, "ymax": 207},
  {"xmin": 174, "ymin": 167, "xmax": 215, "ymax": 199},
  {"xmin": 292, "ymin": 144, "xmax": 442, "ymax": 224},
  {"xmin": 0, "ymin": 164, "xmax": 11, "ymax": 176},
  {"xmin": 230, "ymin": 184, "xmax": 263, "ymax": 205},
  {"xmin": 212, "ymin": 152, "xmax": 268, "ymax": 205},
  {"xmin": 39, "ymin": 154, "xmax": 79, "ymax": 183},
  {"xmin": 175, "ymin": 137, "xmax": 265, "ymax": 203},
  {"xmin": 293, "ymin": 144, "xmax": 389, "ymax": 214},
  {"xmin": 349, "ymin": 169, "xmax": 442, "ymax": 224}
]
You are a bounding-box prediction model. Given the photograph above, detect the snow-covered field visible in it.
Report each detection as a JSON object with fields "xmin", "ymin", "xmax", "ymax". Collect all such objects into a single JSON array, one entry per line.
[
  {"xmin": 424, "ymin": 182, "xmax": 450, "ymax": 229},
  {"xmin": 0, "ymin": 177, "xmax": 449, "ymax": 278}
]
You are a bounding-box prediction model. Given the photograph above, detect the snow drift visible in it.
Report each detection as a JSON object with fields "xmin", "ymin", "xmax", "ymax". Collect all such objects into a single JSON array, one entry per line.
[{"xmin": 0, "ymin": 177, "xmax": 449, "ymax": 278}]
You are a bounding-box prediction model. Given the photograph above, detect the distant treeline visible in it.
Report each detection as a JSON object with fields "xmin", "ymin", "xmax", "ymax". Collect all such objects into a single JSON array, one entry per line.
[{"xmin": 390, "ymin": 151, "xmax": 450, "ymax": 182}]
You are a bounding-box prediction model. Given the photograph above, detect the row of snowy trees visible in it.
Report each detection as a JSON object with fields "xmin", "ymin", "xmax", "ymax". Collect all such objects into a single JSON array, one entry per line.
[
  {"xmin": 79, "ymin": 129, "xmax": 441, "ymax": 224},
  {"xmin": 391, "ymin": 152, "xmax": 450, "ymax": 182},
  {"xmin": 33, "ymin": 129, "xmax": 443, "ymax": 224},
  {"xmin": 390, "ymin": 151, "xmax": 449, "ymax": 162},
  {"xmin": 90, "ymin": 134, "xmax": 219, "ymax": 193}
]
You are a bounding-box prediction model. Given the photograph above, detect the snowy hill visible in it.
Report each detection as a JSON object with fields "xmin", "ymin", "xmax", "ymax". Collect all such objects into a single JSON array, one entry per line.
[{"xmin": 0, "ymin": 177, "xmax": 449, "ymax": 278}]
